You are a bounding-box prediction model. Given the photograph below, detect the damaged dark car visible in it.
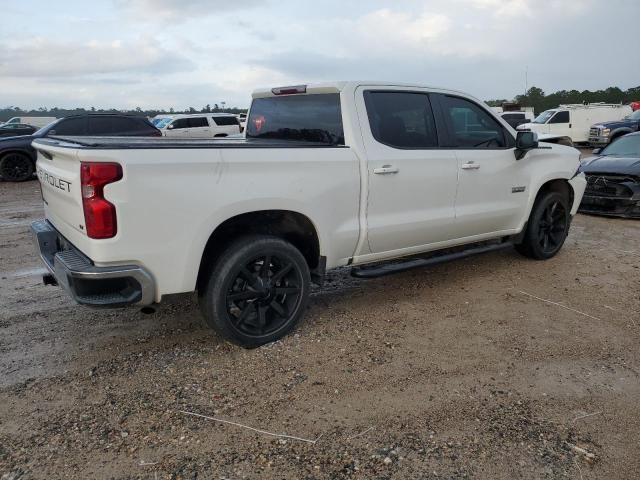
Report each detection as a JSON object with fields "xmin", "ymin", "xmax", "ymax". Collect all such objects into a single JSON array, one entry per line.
[{"xmin": 579, "ymin": 132, "xmax": 640, "ymax": 218}]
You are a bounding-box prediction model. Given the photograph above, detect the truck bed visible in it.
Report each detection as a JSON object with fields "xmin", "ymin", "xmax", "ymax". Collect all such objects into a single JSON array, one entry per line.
[{"xmin": 33, "ymin": 136, "xmax": 343, "ymax": 150}]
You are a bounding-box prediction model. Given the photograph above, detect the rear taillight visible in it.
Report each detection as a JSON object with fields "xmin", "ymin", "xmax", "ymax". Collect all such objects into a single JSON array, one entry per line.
[{"xmin": 80, "ymin": 162, "xmax": 122, "ymax": 239}]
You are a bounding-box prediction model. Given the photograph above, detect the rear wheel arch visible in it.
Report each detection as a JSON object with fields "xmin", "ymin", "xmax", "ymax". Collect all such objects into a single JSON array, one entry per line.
[{"xmin": 196, "ymin": 210, "xmax": 322, "ymax": 291}]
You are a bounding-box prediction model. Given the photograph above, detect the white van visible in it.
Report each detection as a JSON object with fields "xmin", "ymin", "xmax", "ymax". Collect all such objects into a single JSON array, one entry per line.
[
  {"xmin": 517, "ymin": 103, "xmax": 632, "ymax": 143},
  {"xmin": 154, "ymin": 114, "xmax": 241, "ymax": 138},
  {"xmin": 1, "ymin": 116, "xmax": 57, "ymax": 128}
]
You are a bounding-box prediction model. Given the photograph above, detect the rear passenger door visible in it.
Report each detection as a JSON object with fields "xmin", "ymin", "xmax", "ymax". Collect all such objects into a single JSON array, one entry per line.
[
  {"xmin": 211, "ymin": 116, "xmax": 241, "ymax": 137},
  {"xmin": 356, "ymin": 87, "xmax": 459, "ymax": 255},
  {"xmin": 187, "ymin": 117, "xmax": 211, "ymax": 137},
  {"xmin": 433, "ymin": 93, "xmax": 528, "ymax": 237}
]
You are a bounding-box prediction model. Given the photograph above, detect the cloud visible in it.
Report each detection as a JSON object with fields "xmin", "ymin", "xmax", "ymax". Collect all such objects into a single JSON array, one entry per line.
[
  {"xmin": 0, "ymin": 38, "xmax": 194, "ymax": 78},
  {"xmin": 117, "ymin": 0, "xmax": 262, "ymax": 22},
  {"xmin": 356, "ymin": 9, "xmax": 452, "ymax": 49}
]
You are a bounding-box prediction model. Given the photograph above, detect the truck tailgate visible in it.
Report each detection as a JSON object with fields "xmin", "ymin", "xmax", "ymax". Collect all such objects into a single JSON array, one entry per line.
[{"xmin": 34, "ymin": 142, "xmax": 86, "ymax": 241}]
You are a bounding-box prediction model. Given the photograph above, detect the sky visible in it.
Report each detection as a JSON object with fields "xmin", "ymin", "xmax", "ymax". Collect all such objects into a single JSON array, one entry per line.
[{"xmin": 1, "ymin": 0, "xmax": 639, "ymax": 110}]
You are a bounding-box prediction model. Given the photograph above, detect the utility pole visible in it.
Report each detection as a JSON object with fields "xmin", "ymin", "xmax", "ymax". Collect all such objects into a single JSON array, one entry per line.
[{"xmin": 524, "ymin": 66, "xmax": 528, "ymax": 97}]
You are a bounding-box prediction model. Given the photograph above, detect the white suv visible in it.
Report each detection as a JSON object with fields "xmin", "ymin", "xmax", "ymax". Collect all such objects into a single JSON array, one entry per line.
[{"xmin": 155, "ymin": 114, "xmax": 241, "ymax": 138}]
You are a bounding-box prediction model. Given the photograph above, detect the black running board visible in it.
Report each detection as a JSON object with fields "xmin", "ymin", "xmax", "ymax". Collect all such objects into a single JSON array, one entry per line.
[{"xmin": 351, "ymin": 242, "xmax": 513, "ymax": 279}]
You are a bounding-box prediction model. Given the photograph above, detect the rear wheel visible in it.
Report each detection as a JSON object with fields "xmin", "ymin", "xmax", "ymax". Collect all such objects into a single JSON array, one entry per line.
[
  {"xmin": 0, "ymin": 153, "xmax": 34, "ymax": 182},
  {"xmin": 198, "ymin": 235, "xmax": 311, "ymax": 348},
  {"xmin": 515, "ymin": 191, "xmax": 570, "ymax": 260}
]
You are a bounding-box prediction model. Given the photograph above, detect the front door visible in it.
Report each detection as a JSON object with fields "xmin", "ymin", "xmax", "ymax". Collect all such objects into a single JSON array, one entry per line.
[
  {"xmin": 433, "ymin": 93, "xmax": 529, "ymax": 237},
  {"xmin": 356, "ymin": 87, "xmax": 459, "ymax": 255}
]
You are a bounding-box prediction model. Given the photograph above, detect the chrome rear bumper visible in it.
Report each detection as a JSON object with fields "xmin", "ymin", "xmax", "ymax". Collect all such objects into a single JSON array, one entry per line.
[{"xmin": 31, "ymin": 220, "xmax": 155, "ymax": 306}]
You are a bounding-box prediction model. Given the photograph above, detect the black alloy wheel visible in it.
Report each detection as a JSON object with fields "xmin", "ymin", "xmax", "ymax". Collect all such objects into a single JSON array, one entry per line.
[
  {"xmin": 226, "ymin": 254, "xmax": 303, "ymax": 337},
  {"xmin": 0, "ymin": 153, "xmax": 34, "ymax": 182},
  {"xmin": 515, "ymin": 191, "xmax": 570, "ymax": 260},
  {"xmin": 536, "ymin": 199, "xmax": 568, "ymax": 255},
  {"xmin": 199, "ymin": 235, "xmax": 311, "ymax": 348}
]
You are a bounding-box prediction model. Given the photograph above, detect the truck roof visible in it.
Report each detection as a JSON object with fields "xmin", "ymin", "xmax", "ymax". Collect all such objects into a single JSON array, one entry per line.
[{"xmin": 252, "ymin": 81, "xmax": 474, "ymax": 100}]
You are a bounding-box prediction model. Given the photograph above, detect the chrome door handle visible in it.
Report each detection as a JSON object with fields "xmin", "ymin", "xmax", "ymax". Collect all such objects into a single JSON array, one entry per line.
[
  {"xmin": 373, "ymin": 165, "xmax": 399, "ymax": 175},
  {"xmin": 461, "ymin": 162, "xmax": 480, "ymax": 170}
]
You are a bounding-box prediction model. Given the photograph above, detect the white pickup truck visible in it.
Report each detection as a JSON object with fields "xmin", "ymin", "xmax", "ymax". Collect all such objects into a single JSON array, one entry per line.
[{"xmin": 31, "ymin": 82, "xmax": 586, "ymax": 347}]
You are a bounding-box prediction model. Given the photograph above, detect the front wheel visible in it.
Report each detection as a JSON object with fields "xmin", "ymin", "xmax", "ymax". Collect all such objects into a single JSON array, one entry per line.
[
  {"xmin": 0, "ymin": 153, "xmax": 34, "ymax": 182},
  {"xmin": 198, "ymin": 235, "xmax": 311, "ymax": 348},
  {"xmin": 515, "ymin": 191, "xmax": 570, "ymax": 260}
]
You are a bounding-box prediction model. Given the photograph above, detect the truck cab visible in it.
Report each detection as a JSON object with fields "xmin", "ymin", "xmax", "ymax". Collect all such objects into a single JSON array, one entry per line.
[
  {"xmin": 31, "ymin": 81, "xmax": 587, "ymax": 348},
  {"xmin": 518, "ymin": 104, "xmax": 633, "ymax": 144}
]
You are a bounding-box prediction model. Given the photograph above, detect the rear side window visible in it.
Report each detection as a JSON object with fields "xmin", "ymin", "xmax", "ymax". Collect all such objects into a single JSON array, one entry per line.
[
  {"xmin": 88, "ymin": 117, "xmax": 114, "ymax": 135},
  {"xmin": 51, "ymin": 118, "xmax": 86, "ymax": 135},
  {"xmin": 112, "ymin": 117, "xmax": 157, "ymax": 135},
  {"xmin": 439, "ymin": 95, "xmax": 507, "ymax": 148},
  {"xmin": 364, "ymin": 91, "xmax": 438, "ymax": 148},
  {"xmin": 188, "ymin": 117, "xmax": 209, "ymax": 128},
  {"xmin": 549, "ymin": 111, "xmax": 570, "ymax": 124},
  {"xmin": 247, "ymin": 93, "xmax": 344, "ymax": 145},
  {"xmin": 212, "ymin": 116, "xmax": 240, "ymax": 126}
]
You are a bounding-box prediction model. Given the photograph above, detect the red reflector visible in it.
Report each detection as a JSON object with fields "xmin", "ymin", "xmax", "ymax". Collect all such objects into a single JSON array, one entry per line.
[
  {"xmin": 80, "ymin": 162, "xmax": 122, "ymax": 239},
  {"xmin": 271, "ymin": 85, "xmax": 307, "ymax": 95}
]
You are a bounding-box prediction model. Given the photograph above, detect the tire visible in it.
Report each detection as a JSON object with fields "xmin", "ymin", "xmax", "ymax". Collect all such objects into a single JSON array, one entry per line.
[
  {"xmin": 198, "ymin": 235, "xmax": 311, "ymax": 348},
  {"xmin": 515, "ymin": 191, "xmax": 570, "ymax": 260},
  {"xmin": 0, "ymin": 153, "xmax": 34, "ymax": 182}
]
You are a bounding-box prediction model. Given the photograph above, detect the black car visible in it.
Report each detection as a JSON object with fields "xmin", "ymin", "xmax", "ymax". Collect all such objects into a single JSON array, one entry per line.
[
  {"xmin": 579, "ymin": 132, "xmax": 640, "ymax": 218},
  {"xmin": 0, "ymin": 123, "xmax": 38, "ymax": 138},
  {"xmin": 0, "ymin": 114, "xmax": 161, "ymax": 182}
]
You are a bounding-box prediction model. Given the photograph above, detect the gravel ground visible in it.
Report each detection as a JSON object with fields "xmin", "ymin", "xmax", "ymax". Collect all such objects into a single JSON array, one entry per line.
[{"xmin": 1, "ymin": 176, "xmax": 639, "ymax": 480}]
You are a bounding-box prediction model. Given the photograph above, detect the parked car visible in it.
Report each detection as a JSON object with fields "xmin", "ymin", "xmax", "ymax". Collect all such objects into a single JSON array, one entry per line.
[
  {"xmin": 31, "ymin": 81, "xmax": 586, "ymax": 347},
  {"xmin": 155, "ymin": 113, "xmax": 242, "ymax": 138},
  {"xmin": 0, "ymin": 114, "xmax": 160, "ymax": 182},
  {"xmin": 579, "ymin": 132, "xmax": 640, "ymax": 218},
  {"xmin": 588, "ymin": 109, "xmax": 640, "ymax": 146},
  {"xmin": 500, "ymin": 112, "xmax": 532, "ymax": 129},
  {"xmin": 517, "ymin": 103, "xmax": 633, "ymax": 144},
  {"xmin": 0, "ymin": 116, "xmax": 57, "ymax": 128},
  {"xmin": 0, "ymin": 123, "xmax": 38, "ymax": 137}
]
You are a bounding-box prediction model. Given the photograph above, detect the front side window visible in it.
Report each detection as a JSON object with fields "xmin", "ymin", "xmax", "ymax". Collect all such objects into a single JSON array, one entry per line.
[
  {"xmin": 364, "ymin": 91, "xmax": 438, "ymax": 148},
  {"xmin": 440, "ymin": 95, "xmax": 507, "ymax": 148},
  {"xmin": 549, "ymin": 111, "xmax": 570, "ymax": 124},
  {"xmin": 170, "ymin": 118, "xmax": 190, "ymax": 129},
  {"xmin": 50, "ymin": 118, "xmax": 86, "ymax": 135}
]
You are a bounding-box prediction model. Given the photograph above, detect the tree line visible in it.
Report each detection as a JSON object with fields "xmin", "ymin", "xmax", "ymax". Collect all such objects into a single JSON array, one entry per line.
[
  {"xmin": 0, "ymin": 104, "xmax": 247, "ymax": 122},
  {"xmin": 487, "ymin": 85, "xmax": 640, "ymax": 115},
  {"xmin": 3, "ymin": 84, "xmax": 640, "ymax": 122}
]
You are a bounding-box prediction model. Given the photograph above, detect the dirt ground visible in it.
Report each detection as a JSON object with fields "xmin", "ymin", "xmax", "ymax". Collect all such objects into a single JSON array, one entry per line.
[{"xmin": 1, "ymin": 176, "xmax": 639, "ymax": 480}]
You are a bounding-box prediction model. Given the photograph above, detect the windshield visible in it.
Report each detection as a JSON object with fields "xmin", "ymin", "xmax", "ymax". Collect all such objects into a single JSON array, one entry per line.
[
  {"xmin": 246, "ymin": 94, "xmax": 345, "ymax": 145},
  {"xmin": 601, "ymin": 134, "xmax": 640, "ymax": 156},
  {"xmin": 626, "ymin": 110, "xmax": 640, "ymax": 120},
  {"xmin": 153, "ymin": 118, "xmax": 173, "ymax": 128},
  {"xmin": 532, "ymin": 110, "xmax": 556, "ymax": 124}
]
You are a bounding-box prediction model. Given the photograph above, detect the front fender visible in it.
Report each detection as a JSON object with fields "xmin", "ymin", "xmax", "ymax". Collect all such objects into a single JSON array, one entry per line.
[{"xmin": 568, "ymin": 172, "xmax": 587, "ymax": 215}]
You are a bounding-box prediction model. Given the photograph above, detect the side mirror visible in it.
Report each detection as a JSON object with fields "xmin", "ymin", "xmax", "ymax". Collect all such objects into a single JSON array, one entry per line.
[
  {"xmin": 592, "ymin": 148, "xmax": 601, "ymax": 155},
  {"xmin": 166, "ymin": 124, "xmax": 174, "ymax": 130},
  {"xmin": 514, "ymin": 131, "xmax": 538, "ymax": 160},
  {"xmin": 47, "ymin": 129, "xmax": 56, "ymax": 136}
]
